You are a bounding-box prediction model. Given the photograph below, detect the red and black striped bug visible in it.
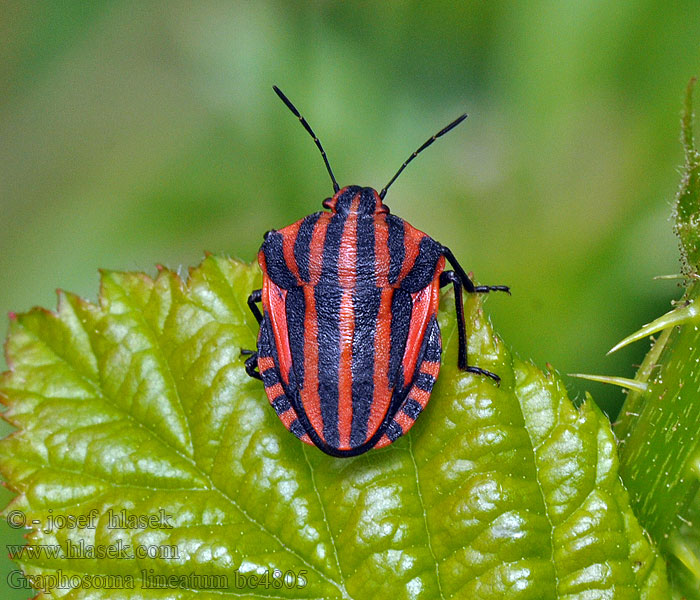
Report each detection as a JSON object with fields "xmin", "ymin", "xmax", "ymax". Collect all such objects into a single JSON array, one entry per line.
[{"xmin": 241, "ymin": 86, "xmax": 509, "ymax": 457}]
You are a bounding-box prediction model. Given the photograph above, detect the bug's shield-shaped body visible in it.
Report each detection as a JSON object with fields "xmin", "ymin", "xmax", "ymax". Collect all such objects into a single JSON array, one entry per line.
[{"xmin": 256, "ymin": 186, "xmax": 445, "ymax": 457}]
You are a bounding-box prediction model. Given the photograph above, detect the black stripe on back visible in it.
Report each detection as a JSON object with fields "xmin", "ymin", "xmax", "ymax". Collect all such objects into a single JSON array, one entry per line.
[
  {"xmin": 389, "ymin": 289, "xmax": 412, "ymax": 390},
  {"xmin": 256, "ymin": 314, "xmax": 274, "ymax": 358},
  {"xmin": 334, "ymin": 186, "xmax": 360, "ymax": 215},
  {"xmin": 400, "ymin": 236, "xmax": 443, "ymax": 293},
  {"xmin": 350, "ymin": 286, "xmax": 381, "ymax": 447},
  {"xmin": 386, "ymin": 420, "xmax": 403, "ymax": 442},
  {"xmin": 258, "ymin": 313, "xmax": 295, "ymax": 408},
  {"xmin": 316, "ymin": 214, "xmax": 345, "ymax": 448},
  {"xmin": 402, "ymin": 398, "xmax": 423, "ymax": 419},
  {"xmin": 294, "ymin": 212, "xmax": 321, "ymax": 283},
  {"xmin": 355, "ymin": 212, "xmax": 376, "ymax": 284},
  {"xmin": 261, "ymin": 231, "xmax": 298, "ymax": 289},
  {"xmin": 271, "ymin": 396, "xmax": 292, "ymax": 415},
  {"xmin": 261, "ymin": 368, "xmax": 278, "ymax": 388},
  {"xmin": 285, "ymin": 287, "xmax": 306, "ymax": 389},
  {"xmin": 387, "ymin": 216, "xmax": 405, "ymax": 285},
  {"xmin": 359, "ymin": 187, "xmax": 377, "ymax": 215},
  {"xmin": 315, "ymin": 285, "xmax": 342, "ymax": 448},
  {"xmin": 289, "ymin": 419, "xmax": 307, "ymax": 439},
  {"xmin": 415, "ymin": 372, "xmax": 436, "ymax": 392},
  {"xmin": 321, "ymin": 211, "xmax": 344, "ymax": 283},
  {"xmin": 422, "ymin": 316, "xmax": 442, "ymax": 362}
]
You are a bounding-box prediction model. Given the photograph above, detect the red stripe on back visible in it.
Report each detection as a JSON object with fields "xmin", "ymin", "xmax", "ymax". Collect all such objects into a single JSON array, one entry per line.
[
  {"xmin": 374, "ymin": 214, "xmax": 391, "ymax": 287},
  {"xmin": 397, "ymin": 228, "xmax": 423, "ymax": 284},
  {"xmin": 337, "ymin": 195, "xmax": 360, "ymax": 450},
  {"xmin": 258, "ymin": 249, "xmax": 268, "ymax": 277},
  {"xmin": 375, "ymin": 434, "xmax": 392, "ymax": 449},
  {"xmin": 393, "ymin": 411, "xmax": 413, "ymax": 433},
  {"xmin": 401, "ymin": 287, "xmax": 432, "ymax": 387},
  {"xmin": 401, "ymin": 261, "xmax": 443, "ymax": 386},
  {"xmin": 258, "ymin": 356, "xmax": 275, "ymax": 371},
  {"xmin": 282, "ymin": 220, "xmax": 303, "ymax": 285},
  {"xmin": 410, "ymin": 386, "xmax": 431, "ymax": 408},
  {"xmin": 295, "ymin": 215, "xmax": 330, "ymax": 442},
  {"xmin": 420, "ymin": 360, "xmax": 441, "ymax": 378},
  {"xmin": 307, "ymin": 213, "xmax": 331, "ymax": 284},
  {"xmin": 365, "ymin": 213, "xmax": 393, "ymax": 441},
  {"xmin": 300, "ymin": 285, "xmax": 324, "ymax": 442},
  {"xmin": 278, "ymin": 407, "xmax": 297, "ymax": 428},
  {"xmin": 266, "ymin": 383, "xmax": 284, "ymax": 400},
  {"xmin": 263, "ymin": 281, "xmax": 292, "ymax": 385},
  {"xmin": 367, "ymin": 286, "xmax": 394, "ymax": 441}
]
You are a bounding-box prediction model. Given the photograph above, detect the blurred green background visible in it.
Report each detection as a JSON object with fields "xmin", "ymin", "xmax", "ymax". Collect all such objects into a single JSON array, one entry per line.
[{"xmin": 1, "ymin": 1, "xmax": 699, "ymax": 596}]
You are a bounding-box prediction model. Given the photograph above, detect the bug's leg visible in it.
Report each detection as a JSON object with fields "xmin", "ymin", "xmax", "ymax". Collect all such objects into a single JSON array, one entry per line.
[
  {"xmin": 440, "ymin": 270, "xmax": 500, "ymax": 384},
  {"xmin": 242, "ymin": 289, "xmax": 263, "ymax": 380},
  {"xmin": 247, "ymin": 289, "xmax": 263, "ymax": 323},
  {"xmin": 240, "ymin": 350, "xmax": 262, "ymax": 380},
  {"xmin": 439, "ymin": 271, "xmax": 467, "ymax": 369},
  {"xmin": 441, "ymin": 246, "xmax": 510, "ymax": 295}
]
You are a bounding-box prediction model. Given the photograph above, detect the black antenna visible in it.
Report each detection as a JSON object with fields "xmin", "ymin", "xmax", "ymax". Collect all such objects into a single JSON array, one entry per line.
[
  {"xmin": 273, "ymin": 85, "xmax": 340, "ymax": 193},
  {"xmin": 379, "ymin": 113, "xmax": 467, "ymax": 200}
]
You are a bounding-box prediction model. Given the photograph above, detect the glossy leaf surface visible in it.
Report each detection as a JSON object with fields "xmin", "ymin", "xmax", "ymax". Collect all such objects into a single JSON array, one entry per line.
[{"xmin": 0, "ymin": 257, "xmax": 667, "ymax": 598}]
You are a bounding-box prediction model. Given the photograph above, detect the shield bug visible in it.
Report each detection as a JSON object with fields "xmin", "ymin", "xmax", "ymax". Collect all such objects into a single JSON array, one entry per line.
[{"xmin": 241, "ymin": 86, "xmax": 509, "ymax": 457}]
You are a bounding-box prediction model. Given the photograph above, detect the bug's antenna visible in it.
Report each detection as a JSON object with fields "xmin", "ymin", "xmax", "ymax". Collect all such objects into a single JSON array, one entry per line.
[
  {"xmin": 379, "ymin": 113, "xmax": 467, "ymax": 200},
  {"xmin": 273, "ymin": 85, "xmax": 340, "ymax": 193}
]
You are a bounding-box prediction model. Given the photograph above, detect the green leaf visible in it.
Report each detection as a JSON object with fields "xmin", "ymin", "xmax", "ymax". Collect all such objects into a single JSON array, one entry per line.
[
  {"xmin": 614, "ymin": 78, "xmax": 700, "ymax": 599},
  {"xmin": 674, "ymin": 77, "xmax": 700, "ymax": 275},
  {"xmin": 1, "ymin": 257, "xmax": 667, "ymax": 598}
]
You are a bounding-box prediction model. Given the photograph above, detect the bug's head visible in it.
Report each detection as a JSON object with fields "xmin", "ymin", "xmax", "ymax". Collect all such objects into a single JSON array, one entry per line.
[{"xmin": 322, "ymin": 186, "xmax": 389, "ymax": 215}]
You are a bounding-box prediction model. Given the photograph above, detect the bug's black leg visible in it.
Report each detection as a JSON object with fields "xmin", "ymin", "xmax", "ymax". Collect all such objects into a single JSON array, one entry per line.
[
  {"xmin": 242, "ymin": 290, "xmax": 263, "ymax": 379},
  {"xmin": 240, "ymin": 350, "xmax": 262, "ymax": 380},
  {"xmin": 441, "ymin": 246, "xmax": 510, "ymax": 295},
  {"xmin": 440, "ymin": 271, "xmax": 467, "ymax": 370},
  {"xmin": 247, "ymin": 289, "xmax": 263, "ymax": 323},
  {"xmin": 440, "ymin": 270, "xmax": 500, "ymax": 385}
]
